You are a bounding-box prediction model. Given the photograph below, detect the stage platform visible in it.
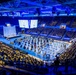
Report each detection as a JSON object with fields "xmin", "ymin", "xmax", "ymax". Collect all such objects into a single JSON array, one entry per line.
[{"xmin": 4, "ymin": 35, "xmax": 21, "ymax": 39}]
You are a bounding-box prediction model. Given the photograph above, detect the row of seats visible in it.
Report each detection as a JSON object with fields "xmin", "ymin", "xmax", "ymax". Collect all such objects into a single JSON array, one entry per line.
[
  {"xmin": 25, "ymin": 27, "xmax": 76, "ymax": 41},
  {"xmin": 0, "ymin": 42, "xmax": 48, "ymax": 74},
  {"xmin": 38, "ymin": 16, "xmax": 76, "ymax": 28},
  {"xmin": 59, "ymin": 42, "xmax": 76, "ymax": 65}
]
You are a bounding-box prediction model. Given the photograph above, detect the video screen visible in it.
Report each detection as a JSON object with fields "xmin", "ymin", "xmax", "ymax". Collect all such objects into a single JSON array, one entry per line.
[
  {"xmin": 18, "ymin": 20, "xmax": 29, "ymax": 28},
  {"xmin": 30, "ymin": 20, "xmax": 38, "ymax": 28}
]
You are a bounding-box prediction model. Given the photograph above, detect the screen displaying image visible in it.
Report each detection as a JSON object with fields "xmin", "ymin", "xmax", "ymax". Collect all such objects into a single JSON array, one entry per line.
[
  {"xmin": 18, "ymin": 20, "xmax": 29, "ymax": 28},
  {"xmin": 30, "ymin": 20, "xmax": 38, "ymax": 28},
  {"xmin": 3, "ymin": 26, "xmax": 16, "ymax": 38}
]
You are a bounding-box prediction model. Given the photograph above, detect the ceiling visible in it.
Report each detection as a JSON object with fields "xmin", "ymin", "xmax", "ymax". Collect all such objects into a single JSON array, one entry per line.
[{"xmin": 0, "ymin": 0, "xmax": 76, "ymax": 17}]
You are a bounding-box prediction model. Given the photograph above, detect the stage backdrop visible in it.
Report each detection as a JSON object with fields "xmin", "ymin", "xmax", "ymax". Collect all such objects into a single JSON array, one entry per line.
[{"xmin": 3, "ymin": 26, "xmax": 16, "ymax": 38}]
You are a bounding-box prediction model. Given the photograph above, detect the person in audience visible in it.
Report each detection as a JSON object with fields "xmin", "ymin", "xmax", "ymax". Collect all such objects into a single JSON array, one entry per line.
[{"xmin": 54, "ymin": 56, "xmax": 60, "ymax": 72}]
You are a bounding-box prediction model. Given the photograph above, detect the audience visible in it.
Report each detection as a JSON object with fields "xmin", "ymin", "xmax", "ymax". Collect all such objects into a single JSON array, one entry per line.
[
  {"xmin": 59, "ymin": 42, "xmax": 76, "ymax": 66},
  {"xmin": 0, "ymin": 42, "xmax": 48, "ymax": 74}
]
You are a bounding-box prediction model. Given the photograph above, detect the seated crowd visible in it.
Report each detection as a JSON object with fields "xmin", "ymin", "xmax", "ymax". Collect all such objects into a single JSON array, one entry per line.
[
  {"xmin": 0, "ymin": 42, "xmax": 48, "ymax": 74},
  {"xmin": 25, "ymin": 16, "xmax": 76, "ymax": 41},
  {"xmin": 38, "ymin": 16, "xmax": 76, "ymax": 28},
  {"xmin": 48, "ymin": 28, "xmax": 65, "ymax": 38},
  {"xmin": 26, "ymin": 27, "xmax": 76, "ymax": 41},
  {"xmin": 59, "ymin": 42, "xmax": 76, "ymax": 66},
  {"xmin": 62, "ymin": 31, "xmax": 75, "ymax": 41}
]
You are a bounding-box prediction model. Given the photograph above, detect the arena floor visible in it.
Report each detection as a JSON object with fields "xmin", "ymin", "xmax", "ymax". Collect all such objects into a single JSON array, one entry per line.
[{"xmin": 0, "ymin": 34, "xmax": 72, "ymax": 62}]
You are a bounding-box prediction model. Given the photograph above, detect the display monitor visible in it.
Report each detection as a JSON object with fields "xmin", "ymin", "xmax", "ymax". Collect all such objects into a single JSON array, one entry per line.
[
  {"xmin": 18, "ymin": 20, "xmax": 29, "ymax": 28},
  {"xmin": 30, "ymin": 20, "xmax": 38, "ymax": 28}
]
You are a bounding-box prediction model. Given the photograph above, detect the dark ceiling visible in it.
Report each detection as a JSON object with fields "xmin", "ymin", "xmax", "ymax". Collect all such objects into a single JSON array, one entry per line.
[
  {"xmin": 0, "ymin": 0, "xmax": 76, "ymax": 17},
  {"xmin": 0, "ymin": 0, "xmax": 11, "ymax": 3}
]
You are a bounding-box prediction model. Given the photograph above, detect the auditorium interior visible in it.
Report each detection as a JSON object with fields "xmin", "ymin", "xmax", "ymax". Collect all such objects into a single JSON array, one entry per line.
[{"xmin": 0, "ymin": 0, "xmax": 76, "ymax": 75}]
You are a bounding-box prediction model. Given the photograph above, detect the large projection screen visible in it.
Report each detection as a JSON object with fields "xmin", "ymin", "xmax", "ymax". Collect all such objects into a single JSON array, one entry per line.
[
  {"xmin": 30, "ymin": 20, "xmax": 38, "ymax": 28},
  {"xmin": 3, "ymin": 26, "xmax": 16, "ymax": 38},
  {"xmin": 18, "ymin": 20, "xmax": 29, "ymax": 28}
]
